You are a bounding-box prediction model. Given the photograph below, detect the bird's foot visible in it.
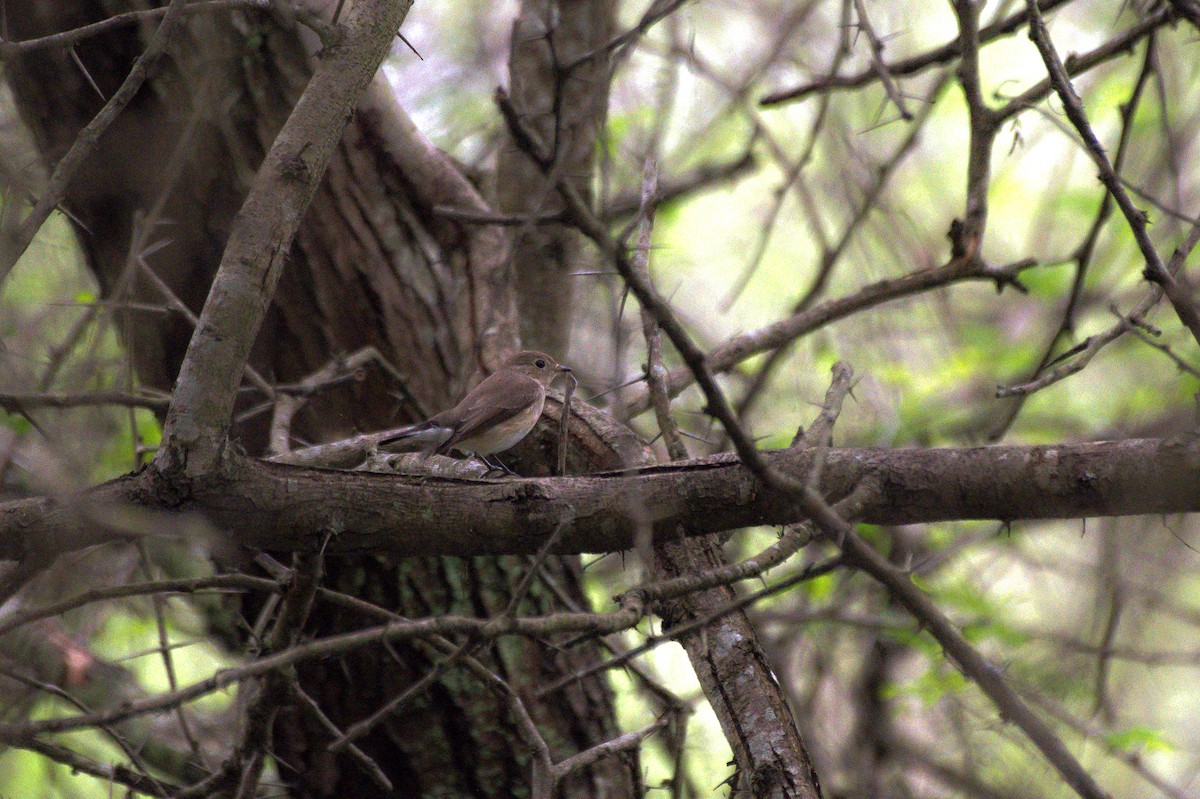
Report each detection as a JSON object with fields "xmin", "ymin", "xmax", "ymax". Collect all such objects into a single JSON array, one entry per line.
[{"xmin": 477, "ymin": 453, "xmax": 519, "ymax": 477}]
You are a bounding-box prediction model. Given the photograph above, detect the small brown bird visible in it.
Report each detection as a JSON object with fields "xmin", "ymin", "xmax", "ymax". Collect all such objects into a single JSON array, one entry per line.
[{"xmin": 380, "ymin": 350, "xmax": 571, "ymax": 471}]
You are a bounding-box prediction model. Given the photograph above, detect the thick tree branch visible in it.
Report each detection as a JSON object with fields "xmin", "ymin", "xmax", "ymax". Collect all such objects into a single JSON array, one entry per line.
[
  {"xmin": 631, "ymin": 159, "xmax": 823, "ymax": 798},
  {"xmin": 155, "ymin": 0, "xmax": 413, "ymax": 475},
  {"xmin": 1, "ymin": 438, "xmax": 1196, "ymax": 564}
]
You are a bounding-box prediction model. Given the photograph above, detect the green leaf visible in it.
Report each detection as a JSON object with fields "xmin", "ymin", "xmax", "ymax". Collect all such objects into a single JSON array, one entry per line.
[{"xmin": 1104, "ymin": 725, "xmax": 1173, "ymax": 753}]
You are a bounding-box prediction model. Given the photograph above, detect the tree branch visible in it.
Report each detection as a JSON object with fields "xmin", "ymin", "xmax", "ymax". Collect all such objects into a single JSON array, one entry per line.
[
  {"xmin": 155, "ymin": 0, "xmax": 414, "ymax": 475},
  {"xmin": 1026, "ymin": 0, "xmax": 1200, "ymax": 347},
  {"xmin": 1, "ymin": 438, "xmax": 1196, "ymax": 564},
  {"xmin": 0, "ymin": 0, "xmax": 191, "ymax": 285}
]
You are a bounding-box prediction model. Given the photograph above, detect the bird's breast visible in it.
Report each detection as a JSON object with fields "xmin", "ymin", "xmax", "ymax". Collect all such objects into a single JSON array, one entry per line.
[{"xmin": 456, "ymin": 393, "xmax": 546, "ymax": 455}]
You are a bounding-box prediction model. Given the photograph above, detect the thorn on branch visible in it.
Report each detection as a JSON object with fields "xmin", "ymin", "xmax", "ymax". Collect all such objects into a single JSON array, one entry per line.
[
  {"xmin": 794, "ymin": 362, "xmax": 855, "ymax": 449},
  {"xmin": 1127, "ymin": 314, "xmax": 1161, "ymax": 337},
  {"xmin": 947, "ymin": 218, "xmax": 968, "ymax": 259},
  {"xmin": 993, "ymin": 273, "xmax": 1028, "ymax": 294},
  {"xmin": 395, "ymin": 31, "xmax": 422, "ymax": 60},
  {"xmin": 495, "ymin": 87, "xmax": 552, "ymax": 168}
]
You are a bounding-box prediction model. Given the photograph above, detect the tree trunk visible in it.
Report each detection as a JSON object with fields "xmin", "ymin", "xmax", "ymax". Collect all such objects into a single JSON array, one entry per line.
[
  {"xmin": 497, "ymin": 0, "xmax": 615, "ymax": 353},
  {"xmin": 4, "ymin": 3, "xmax": 635, "ymax": 796}
]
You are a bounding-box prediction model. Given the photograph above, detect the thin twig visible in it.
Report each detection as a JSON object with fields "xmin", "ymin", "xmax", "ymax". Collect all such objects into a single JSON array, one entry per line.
[
  {"xmin": 850, "ymin": 0, "xmax": 912, "ymax": 120},
  {"xmin": 836, "ymin": 529, "xmax": 1113, "ymax": 799},
  {"xmin": 539, "ymin": 557, "xmax": 843, "ymax": 697},
  {"xmin": 1026, "ymin": 0, "xmax": 1200, "ymax": 348},
  {"xmin": 632, "ymin": 158, "xmax": 687, "ymax": 462},
  {"xmin": 761, "ymin": 0, "xmax": 1069, "ymax": 105},
  {"xmin": 0, "ymin": 0, "xmax": 192, "ymax": 285},
  {"xmin": 291, "ymin": 685, "xmax": 393, "ymax": 790},
  {"xmin": 0, "ymin": 390, "xmax": 171, "ymax": 412}
]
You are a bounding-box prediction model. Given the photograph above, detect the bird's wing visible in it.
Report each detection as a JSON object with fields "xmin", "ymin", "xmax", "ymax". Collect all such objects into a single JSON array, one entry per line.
[
  {"xmin": 378, "ymin": 419, "xmax": 454, "ymax": 454},
  {"xmin": 434, "ymin": 371, "xmax": 543, "ymax": 453}
]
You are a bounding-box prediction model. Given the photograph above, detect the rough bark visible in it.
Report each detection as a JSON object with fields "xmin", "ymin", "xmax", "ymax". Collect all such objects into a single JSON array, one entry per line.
[
  {"xmin": 3, "ymin": 437, "xmax": 1195, "ymax": 570},
  {"xmin": 654, "ymin": 534, "xmax": 824, "ymax": 798},
  {"xmin": 155, "ymin": 0, "xmax": 417, "ymax": 474},
  {"xmin": 496, "ymin": 0, "xmax": 615, "ymax": 353},
  {"xmin": 3, "ymin": 3, "xmax": 633, "ymax": 796}
]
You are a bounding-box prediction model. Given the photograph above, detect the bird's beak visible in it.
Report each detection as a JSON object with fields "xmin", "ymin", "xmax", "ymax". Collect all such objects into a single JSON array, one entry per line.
[{"xmin": 558, "ymin": 365, "xmax": 572, "ymax": 373}]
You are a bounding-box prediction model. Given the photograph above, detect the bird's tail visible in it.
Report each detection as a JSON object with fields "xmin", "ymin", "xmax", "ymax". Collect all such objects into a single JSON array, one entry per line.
[{"xmin": 379, "ymin": 423, "xmax": 455, "ymax": 456}]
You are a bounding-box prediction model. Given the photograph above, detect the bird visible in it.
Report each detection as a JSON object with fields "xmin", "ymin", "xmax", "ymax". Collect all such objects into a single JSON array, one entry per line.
[{"xmin": 380, "ymin": 350, "xmax": 572, "ymax": 472}]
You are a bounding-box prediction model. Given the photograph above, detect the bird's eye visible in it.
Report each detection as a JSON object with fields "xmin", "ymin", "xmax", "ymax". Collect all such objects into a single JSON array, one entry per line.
[{"xmin": 535, "ymin": 359, "xmax": 546, "ymax": 369}]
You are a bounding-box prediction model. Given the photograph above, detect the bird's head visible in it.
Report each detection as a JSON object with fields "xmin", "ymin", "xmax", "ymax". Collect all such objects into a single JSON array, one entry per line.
[{"xmin": 505, "ymin": 350, "xmax": 572, "ymax": 387}]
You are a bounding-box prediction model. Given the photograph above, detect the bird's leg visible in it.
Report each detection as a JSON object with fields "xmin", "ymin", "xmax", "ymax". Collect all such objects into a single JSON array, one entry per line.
[{"xmin": 476, "ymin": 453, "xmax": 518, "ymax": 477}]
